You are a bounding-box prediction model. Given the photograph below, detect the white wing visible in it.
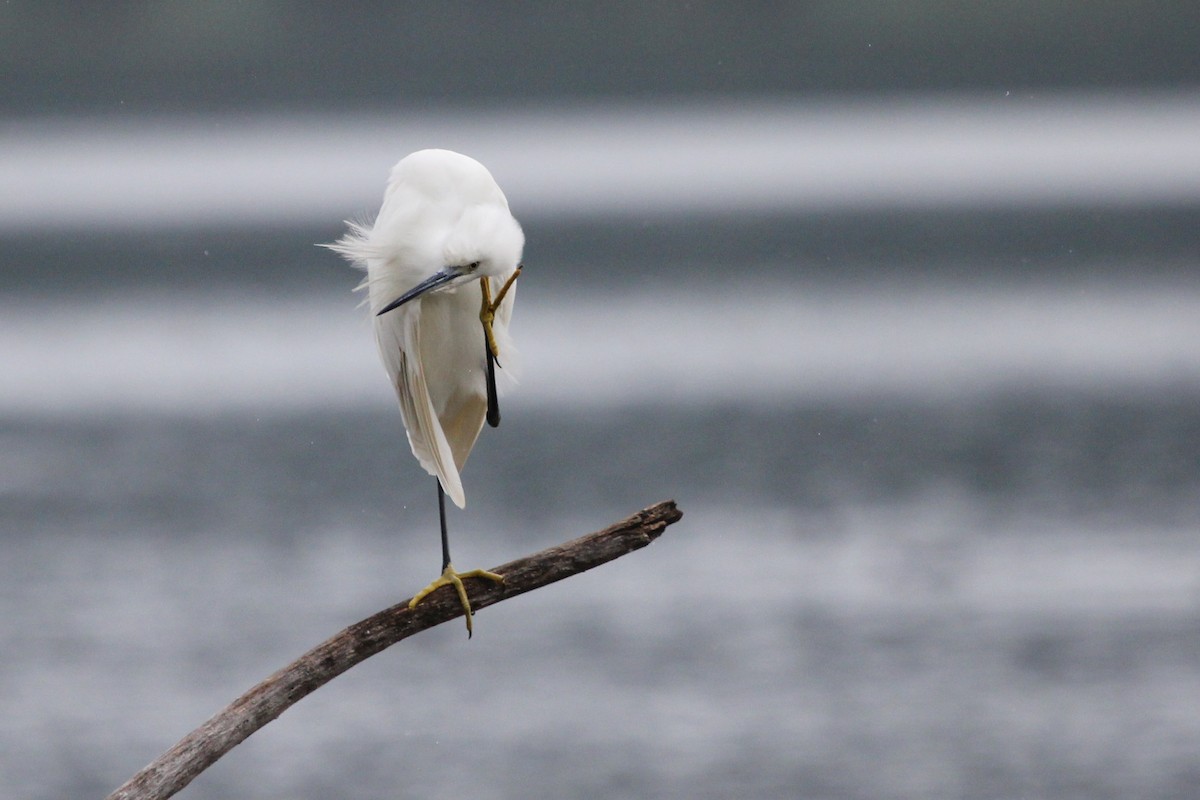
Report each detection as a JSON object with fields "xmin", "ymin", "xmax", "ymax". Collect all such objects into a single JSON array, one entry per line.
[{"xmin": 374, "ymin": 302, "xmax": 470, "ymax": 508}]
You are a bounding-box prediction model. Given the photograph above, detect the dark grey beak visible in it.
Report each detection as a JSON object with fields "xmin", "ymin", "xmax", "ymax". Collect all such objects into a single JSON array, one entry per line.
[{"xmin": 376, "ymin": 267, "xmax": 462, "ymax": 316}]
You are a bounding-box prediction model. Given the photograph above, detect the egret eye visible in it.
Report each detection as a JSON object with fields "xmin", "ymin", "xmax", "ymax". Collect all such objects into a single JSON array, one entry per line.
[{"xmin": 466, "ymin": 261, "xmax": 481, "ymax": 272}]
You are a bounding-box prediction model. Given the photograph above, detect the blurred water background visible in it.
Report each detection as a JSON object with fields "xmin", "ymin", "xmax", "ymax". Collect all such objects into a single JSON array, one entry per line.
[{"xmin": 3, "ymin": 5, "xmax": 1200, "ymax": 799}]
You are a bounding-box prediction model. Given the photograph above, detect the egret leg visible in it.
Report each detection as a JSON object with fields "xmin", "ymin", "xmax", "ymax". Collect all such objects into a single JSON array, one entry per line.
[
  {"xmin": 408, "ymin": 481, "xmax": 504, "ymax": 637},
  {"xmin": 484, "ymin": 327, "xmax": 501, "ymax": 427},
  {"xmin": 479, "ymin": 267, "xmax": 520, "ymax": 427}
]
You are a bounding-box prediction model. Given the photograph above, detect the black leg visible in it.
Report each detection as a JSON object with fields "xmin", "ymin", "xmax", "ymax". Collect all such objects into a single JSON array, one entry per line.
[
  {"xmin": 485, "ymin": 327, "xmax": 501, "ymax": 427},
  {"xmin": 438, "ymin": 480, "xmax": 451, "ymax": 570},
  {"xmin": 410, "ymin": 478, "xmax": 504, "ymax": 638}
]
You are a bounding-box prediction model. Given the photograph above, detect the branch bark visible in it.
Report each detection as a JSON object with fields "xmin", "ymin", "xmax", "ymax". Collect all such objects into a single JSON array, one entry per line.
[{"xmin": 105, "ymin": 500, "xmax": 684, "ymax": 800}]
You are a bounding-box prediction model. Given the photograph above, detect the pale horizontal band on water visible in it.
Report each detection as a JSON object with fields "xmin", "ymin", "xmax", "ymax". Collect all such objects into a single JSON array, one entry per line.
[
  {"xmin": 4, "ymin": 92, "xmax": 1200, "ymax": 231},
  {"xmin": 2, "ymin": 281, "xmax": 1199, "ymax": 415}
]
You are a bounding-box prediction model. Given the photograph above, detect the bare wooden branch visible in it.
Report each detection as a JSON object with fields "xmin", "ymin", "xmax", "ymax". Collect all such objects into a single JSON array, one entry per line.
[{"xmin": 105, "ymin": 500, "xmax": 684, "ymax": 800}]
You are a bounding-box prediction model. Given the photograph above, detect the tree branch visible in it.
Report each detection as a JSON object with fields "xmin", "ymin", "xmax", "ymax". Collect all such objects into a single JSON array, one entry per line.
[{"xmin": 105, "ymin": 500, "xmax": 684, "ymax": 800}]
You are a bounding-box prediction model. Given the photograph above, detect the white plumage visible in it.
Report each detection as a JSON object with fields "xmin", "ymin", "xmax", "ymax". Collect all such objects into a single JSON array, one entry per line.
[{"xmin": 328, "ymin": 149, "xmax": 523, "ymax": 509}]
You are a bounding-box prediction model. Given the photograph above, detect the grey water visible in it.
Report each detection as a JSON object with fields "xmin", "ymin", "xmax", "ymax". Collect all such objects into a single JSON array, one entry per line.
[
  {"xmin": 4, "ymin": 397, "xmax": 1200, "ymax": 799},
  {"xmin": 5, "ymin": 276, "xmax": 1200, "ymax": 800},
  {"xmin": 4, "ymin": 101, "xmax": 1200, "ymax": 799}
]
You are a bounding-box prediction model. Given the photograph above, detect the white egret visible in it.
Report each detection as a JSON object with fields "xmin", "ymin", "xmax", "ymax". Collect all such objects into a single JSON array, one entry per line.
[{"xmin": 327, "ymin": 149, "xmax": 523, "ymax": 636}]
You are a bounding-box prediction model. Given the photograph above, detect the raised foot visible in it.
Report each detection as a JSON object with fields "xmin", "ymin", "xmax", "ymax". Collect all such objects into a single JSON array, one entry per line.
[
  {"xmin": 479, "ymin": 266, "xmax": 522, "ymax": 360},
  {"xmin": 408, "ymin": 563, "xmax": 505, "ymax": 637}
]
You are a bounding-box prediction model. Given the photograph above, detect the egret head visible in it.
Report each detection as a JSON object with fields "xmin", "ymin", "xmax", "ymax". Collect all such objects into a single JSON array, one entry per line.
[
  {"xmin": 375, "ymin": 209, "xmax": 523, "ymax": 317},
  {"xmin": 375, "ymin": 160, "xmax": 525, "ymax": 318}
]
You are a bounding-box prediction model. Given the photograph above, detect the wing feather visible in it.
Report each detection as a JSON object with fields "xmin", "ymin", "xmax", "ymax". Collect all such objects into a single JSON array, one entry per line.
[{"xmin": 375, "ymin": 307, "xmax": 467, "ymax": 508}]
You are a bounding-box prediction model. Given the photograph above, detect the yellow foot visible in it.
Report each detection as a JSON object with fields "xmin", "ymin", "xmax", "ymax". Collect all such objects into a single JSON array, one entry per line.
[
  {"xmin": 408, "ymin": 563, "xmax": 505, "ymax": 637},
  {"xmin": 479, "ymin": 266, "xmax": 522, "ymax": 360}
]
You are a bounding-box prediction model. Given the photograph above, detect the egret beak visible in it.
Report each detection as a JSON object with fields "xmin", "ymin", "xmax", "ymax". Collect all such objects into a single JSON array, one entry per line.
[{"xmin": 376, "ymin": 267, "xmax": 463, "ymax": 316}]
